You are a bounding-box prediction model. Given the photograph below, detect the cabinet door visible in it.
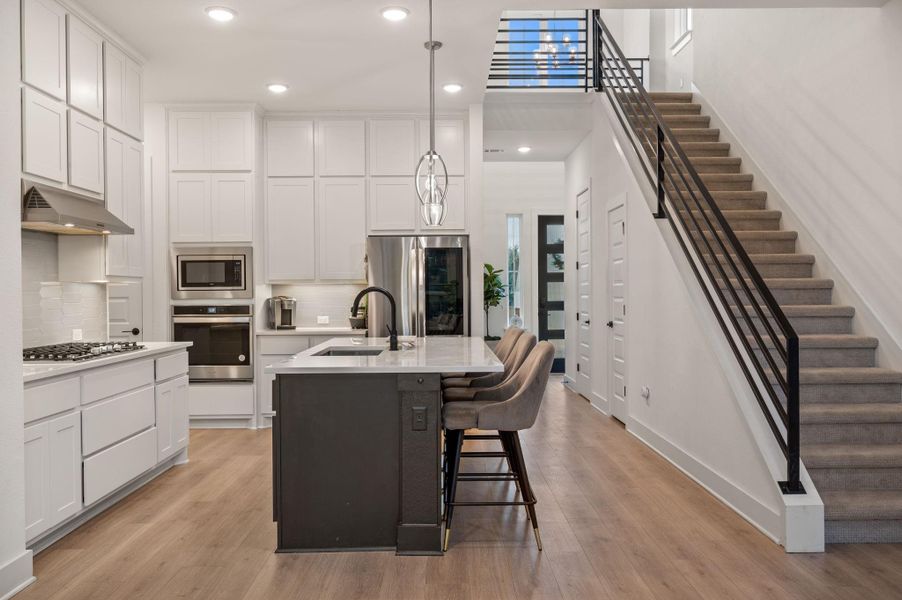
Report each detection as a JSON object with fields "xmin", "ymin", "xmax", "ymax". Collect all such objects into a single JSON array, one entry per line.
[
  {"xmin": 22, "ymin": 0, "xmax": 67, "ymax": 100},
  {"xmin": 168, "ymin": 111, "xmax": 210, "ymax": 171},
  {"xmin": 318, "ymin": 178, "xmax": 366, "ymax": 280},
  {"xmin": 211, "ymin": 112, "xmax": 253, "ymax": 171},
  {"xmin": 47, "ymin": 412, "xmax": 82, "ymax": 525},
  {"xmin": 211, "ymin": 173, "xmax": 253, "ymax": 242},
  {"xmin": 66, "ymin": 15, "xmax": 103, "ymax": 119},
  {"xmin": 369, "ymin": 177, "xmax": 415, "ymax": 231},
  {"xmin": 103, "ymin": 43, "xmax": 143, "ymax": 140},
  {"xmin": 172, "ymin": 376, "xmax": 190, "ymax": 452},
  {"xmin": 169, "ymin": 173, "xmax": 211, "ymax": 242},
  {"xmin": 256, "ymin": 355, "xmax": 291, "ymax": 415},
  {"xmin": 317, "ymin": 120, "xmax": 366, "ymax": 176},
  {"xmin": 155, "ymin": 377, "xmax": 187, "ymax": 462},
  {"xmin": 22, "ymin": 87, "xmax": 67, "ymax": 183},
  {"xmin": 369, "ymin": 120, "xmax": 416, "ymax": 176},
  {"xmin": 418, "ymin": 119, "xmax": 465, "ymax": 176},
  {"xmin": 123, "ymin": 57, "xmax": 143, "ymax": 140},
  {"xmin": 265, "ymin": 120, "xmax": 314, "ymax": 176},
  {"xmin": 68, "ymin": 109, "xmax": 104, "ymax": 193},
  {"xmin": 419, "ymin": 176, "xmax": 466, "ymax": 231},
  {"xmin": 24, "ymin": 422, "xmax": 51, "ymax": 541},
  {"xmin": 265, "ymin": 178, "xmax": 315, "ymax": 281},
  {"xmin": 105, "ymin": 129, "xmax": 143, "ymax": 276}
]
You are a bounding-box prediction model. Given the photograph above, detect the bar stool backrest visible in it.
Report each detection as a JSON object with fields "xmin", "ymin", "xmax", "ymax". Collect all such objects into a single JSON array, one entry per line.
[
  {"xmin": 493, "ymin": 327, "xmax": 523, "ymax": 363},
  {"xmin": 473, "ymin": 342, "xmax": 555, "ymax": 432}
]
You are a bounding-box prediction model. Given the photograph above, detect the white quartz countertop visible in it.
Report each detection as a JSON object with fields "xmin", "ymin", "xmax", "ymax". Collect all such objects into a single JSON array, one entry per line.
[
  {"xmin": 266, "ymin": 337, "xmax": 503, "ymax": 375},
  {"xmin": 256, "ymin": 327, "xmax": 365, "ymax": 336},
  {"xmin": 23, "ymin": 342, "xmax": 192, "ymax": 384}
]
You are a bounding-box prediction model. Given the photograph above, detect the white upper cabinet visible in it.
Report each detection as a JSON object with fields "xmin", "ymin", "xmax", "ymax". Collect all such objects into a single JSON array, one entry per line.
[
  {"xmin": 22, "ymin": 87, "xmax": 67, "ymax": 183},
  {"xmin": 169, "ymin": 173, "xmax": 212, "ymax": 243},
  {"xmin": 168, "ymin": 111, "xmax": 209, "ymax": 171},
  {"xmin": 418, "ymin": 119, "xmax": 465, "ymax": 176},
  {"xmin": 419, "ymin": 176, "xmax": 466, "ymax": 231},
  {"xmin": 369, "ymin": 119, "xmax": 416, "ymax": 176},
  {"xmin": 104, "ymin": 42, "xmax": 143, "ymax": 140},
  {"xmin": 210, "ymin": 173, "xmax": 254, "ymax": 242},
  {"xmin": 66, "ymin": 15, "xmax": 103, "ymax": 119},
  {"xmin": 22, "ymin": 0, "xmax": 67, "ymax": 100},
  {"xmin": 318, "ymin": 178, "xmax": 366, "ymax": 280},
  {"xmin": 317, "ymin": 120, "xmax": 366, "ymax": 176},
  {"xmin": 369, "ymin": 177, "xmax": 415, "ymax": 232},
  {"xmin": 67, "ymin": 110, "xmax": 104, "ymax": 193},
  {"xmin": 265, "ymin": 178, "xmax": 316, "ymax": 282},
  {"xmin": 105, "ymin": 128, "xmax": 143, "ymax": 276},
  {"xmin": 265, "ymin": 120, "xmax": 314, "ymax": 176},
  {"xmin": 211, "ymin": 112, "xmax": 254, "ymax": 171}
]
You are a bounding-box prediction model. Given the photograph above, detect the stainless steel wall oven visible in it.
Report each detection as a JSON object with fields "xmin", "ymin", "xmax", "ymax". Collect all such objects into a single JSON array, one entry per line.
[{"xmin": 172, "ymin": 305, "xmax": 253, "ymax": 381}]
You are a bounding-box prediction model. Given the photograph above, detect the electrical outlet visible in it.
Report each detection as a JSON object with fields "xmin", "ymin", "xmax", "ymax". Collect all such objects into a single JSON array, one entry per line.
[
  {"xmin": 72, "ymin": 328, "xmax": 83, "ymax": 341},
  {"xmin": 412, "ymin": 407, "xmax": 427, "ymax": 431},
  {"xmin": 317, "ymin": 315, "xmax": 329, "ymax": 325}
]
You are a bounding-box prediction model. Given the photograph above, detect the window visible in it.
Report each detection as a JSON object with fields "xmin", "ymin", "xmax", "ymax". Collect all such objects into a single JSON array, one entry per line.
[
  {"xmin": 506, "ymin": 215, "xmax": 522, "ymax": 326},
  {"xmin": 671, "ymin": 9, "xmax": 693, "ymax": 55}
]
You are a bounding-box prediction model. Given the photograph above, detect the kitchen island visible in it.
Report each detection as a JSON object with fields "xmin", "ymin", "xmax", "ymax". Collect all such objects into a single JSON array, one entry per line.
[{"xmin": 267, "ymin": 336, "xmax": 503, "ymax": 555}]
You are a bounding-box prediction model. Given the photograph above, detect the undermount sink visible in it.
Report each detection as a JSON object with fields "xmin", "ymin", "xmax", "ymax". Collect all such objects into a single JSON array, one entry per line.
[{"xmin": 313, "ymin": 347, "xmax": 385, "ymax": 357}]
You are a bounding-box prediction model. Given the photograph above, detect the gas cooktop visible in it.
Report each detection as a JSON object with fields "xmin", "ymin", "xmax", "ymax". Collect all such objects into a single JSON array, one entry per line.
[{"xmin": 23, "ymin": 341, "xmax": 145, "ymax": 362}]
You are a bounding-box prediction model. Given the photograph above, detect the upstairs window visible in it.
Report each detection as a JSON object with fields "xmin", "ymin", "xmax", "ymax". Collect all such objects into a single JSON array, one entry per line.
[{"xmin": 672, "ymin": 9, "xmax": 692, "ymax": 55}]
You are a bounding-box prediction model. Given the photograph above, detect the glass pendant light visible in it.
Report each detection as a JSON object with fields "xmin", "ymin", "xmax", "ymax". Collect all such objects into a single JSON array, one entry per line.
[{"xmin": 416, "ymin": 0, "xmax": 448, "ymax": 227}]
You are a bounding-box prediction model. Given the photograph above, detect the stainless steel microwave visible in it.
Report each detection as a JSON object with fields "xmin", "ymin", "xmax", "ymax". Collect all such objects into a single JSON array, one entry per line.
[{"xmin": 171, "ymin": 246, "xmax": 253, "ymax": 300}]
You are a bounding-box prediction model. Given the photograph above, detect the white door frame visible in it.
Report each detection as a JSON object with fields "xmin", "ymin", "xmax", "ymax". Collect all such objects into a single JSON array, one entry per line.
[
  {"xmin": 575, "ymin": 186, "xmax": 592, "ymax": 398},
  {"xmin": 607, "ymin": 195, "xmax": 628, "ymax": 423}
]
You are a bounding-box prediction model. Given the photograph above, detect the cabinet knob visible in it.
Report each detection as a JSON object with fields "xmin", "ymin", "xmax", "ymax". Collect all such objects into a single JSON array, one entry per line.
[{"xmin": 417, "ymin": 377, "xmax": 424, "ymax": 384}]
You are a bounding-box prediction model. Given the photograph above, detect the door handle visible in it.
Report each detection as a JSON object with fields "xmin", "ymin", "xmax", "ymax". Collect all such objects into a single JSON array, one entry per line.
[
  {"xmin": 584, "ymin": 320, "xmax": 591, "ymax": 326},
  {"xmin": 121, "ymin": 328, "xmax": 140, "ymax": 336},
  {"xmin": 606, "ymin": 321, "xmax": 614, "ymax": 328}
]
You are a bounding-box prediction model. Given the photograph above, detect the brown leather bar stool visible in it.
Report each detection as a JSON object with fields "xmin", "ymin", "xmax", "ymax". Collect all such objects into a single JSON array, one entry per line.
[
  {"xmin": 443, "ymin": 332, "xmax": 535, "ymax": 390},
  {"xmin": 441, "ymin": 326, "xmax": 522, "ymax": 382},
  {"xmin": 441, "ymin": 342, "xmax": 555, "ymax": 551}
]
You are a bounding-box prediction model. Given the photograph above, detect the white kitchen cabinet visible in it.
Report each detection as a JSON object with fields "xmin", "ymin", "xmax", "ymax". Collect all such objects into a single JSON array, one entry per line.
[
  {"xmin": 155, "ymin": 375, "xmax": 189, "ymax": 462},
  {"xmin": 211, "ymin": 112, "xmax": 254, "ymax": 171},
  {"xmin": 265, "ymin": 120, "xmax": 314, "ymax": 176},
  {"xmin": 169, "ymin": 173, "xmax": 212, "ymax": 242},
  {"xmin": 66, "ymin": 14, "xmax": 104, "ymax": 119},
  {"xmin": 265, "ymin": 178, "xmax": 315, "ymax": 282},
  {"xmin": 211, "ymin": 173, "xmax": 254, "ymax": 242},
  {"xmin": 105, "ymin": 128, "xmax": 144, "ymax": 276},
  {"xmin": 22, "ymin": 87, "xmax": 67, "ymax": 183},
  {"xmin": 67, "ymin": 109, "xmax": 104, "ymax": 193},
  {"xmin": 369, "ymin": 119, "xmax": 416, "ymax": 176},
  {"xmin": 317, "ymin": 178, "xmax": 366, "ymax": 280},
  {"xmin": 317, "ymin": 120, "xmax": 366, "ymax": 176},
  {"xmin": 22, "ymin": 0, "xmax": 67, "ymax": 100},
  {"xmin": 83, "ymin": 426, "xmax": 156, "ymax": 506},
  {"xmin": 24, "ymin": 412, "xmax": 82, "ymax": 541},
  {"xmin": 103, "ymin": 42, "xmax": 143, "ymax": 140},
  {"xmin": 168, "ymin": 111, "xmax": 209, "ymax": 171},
  {"xmin": 419, "ymin": 176, "xmax": 466, "ymax": 231},
  {"xmin": 369, "ymin": 177, "xmax": 415, "ymax": 231},
  {"xmin": 418, "ymin": 119, "xmax": 465, "ymax": 176}
]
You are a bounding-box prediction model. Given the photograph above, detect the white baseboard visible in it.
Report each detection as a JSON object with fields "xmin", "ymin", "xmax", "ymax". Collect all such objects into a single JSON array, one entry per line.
[
  {"xmin": 628, "ymin": 418, "xmax": 783, "ymax": 545},
  {"xmin": 589, "ymin": 391, "xmax": 609, "ymax": 415},
  {"xmin": 190, "ymin": 417, "xmax": 256, "ymax": 429},
  {"xmin": 0, "ymin": 551, "xmax": 34, "ymax": 600}
]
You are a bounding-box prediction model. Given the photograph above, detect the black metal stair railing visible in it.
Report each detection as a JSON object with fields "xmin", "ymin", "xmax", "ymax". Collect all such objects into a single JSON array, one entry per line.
[{"xmin": 592, "ymin": 10, "xmax": 804, "ymax": 495}]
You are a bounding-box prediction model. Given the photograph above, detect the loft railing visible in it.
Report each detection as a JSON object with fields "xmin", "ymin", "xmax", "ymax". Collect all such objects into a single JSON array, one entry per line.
[
  {"xmin": 592, "ymin": 10, "xmax": 804, "ymax": 495},
  {"xmin": 487, "ymin": 11, "xmax": 647, "ymax": 91}
]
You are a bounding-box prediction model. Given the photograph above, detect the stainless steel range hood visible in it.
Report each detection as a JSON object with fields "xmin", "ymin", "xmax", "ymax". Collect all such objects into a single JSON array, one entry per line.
[{"xmin": 21, "ymin": 182, "xmax": 134, "ymax": 235}]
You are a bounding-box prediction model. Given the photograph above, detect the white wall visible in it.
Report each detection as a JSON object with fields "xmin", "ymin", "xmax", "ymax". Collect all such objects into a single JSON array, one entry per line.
[
  {"xmin": 690, "ymin": 2, "xmax": 902, "ymax": 364},
  {"xmin": 482, "ymin": 162, "xmax": 566, "ymax": 337},
  {"xmin": 649, "ymin": 9, "xmax": 694, "ymax": 92},
  {"xmin": 0, "ymin": 0, "xmax": 33, "ymax": 594}
]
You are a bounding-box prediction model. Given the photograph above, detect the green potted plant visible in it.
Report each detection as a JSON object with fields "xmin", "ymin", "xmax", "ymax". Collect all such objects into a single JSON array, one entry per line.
[{"xmin": 483, "ymin": 263, "xmax": 506, "ymax": 340}]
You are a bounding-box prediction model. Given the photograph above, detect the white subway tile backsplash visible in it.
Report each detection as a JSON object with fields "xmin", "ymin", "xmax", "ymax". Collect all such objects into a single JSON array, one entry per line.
[
  {"xmin": 271, "ymin": 284, "xmax": 366, "ymax": 328},
  {"xmin": 22, "ymin": 231, "xmax": 107, "ymax": 347}
]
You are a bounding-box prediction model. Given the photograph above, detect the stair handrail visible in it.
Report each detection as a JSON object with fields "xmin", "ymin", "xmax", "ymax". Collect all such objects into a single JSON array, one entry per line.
[{"xmin": 592, "ymin": 10, "xmax": 803, "ymax": 494}]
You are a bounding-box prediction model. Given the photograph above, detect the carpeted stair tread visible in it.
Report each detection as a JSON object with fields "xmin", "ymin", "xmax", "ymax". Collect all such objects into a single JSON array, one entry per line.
[
  {"xmin": 822, "ymin": 490, "xmax": 902, "ymax": 521},
  {"xmin": 649, "ymin": 91, "xmax": 694, "ymax": 102},
  {"xmin": 717, "ymin": 277, "xmax": 833, "ymax": 289},
  {"xmin": 802, "ymin": 403, "xmax": 902, "ymax": 425},
  {"xmin": 806, "ymin": 444, "xmax": 902, "ymax": 469},
  {"xmin": 747, "ymin": 334, "xmax": 878, "ymax": 349},
  {"xmin": 800, "ymin": 367, "xmax": 902, "ymax": 385}
]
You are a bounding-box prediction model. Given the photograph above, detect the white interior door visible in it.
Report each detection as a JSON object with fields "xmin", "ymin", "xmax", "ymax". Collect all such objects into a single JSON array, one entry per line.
[
  {"xmin": 108, "ymin": 281, "xmax": 143, "ymax": 341},
  {"xmin": 576, "ymin": 188, "xmax": 592, "ymax": 396},
  {"xmin": 608, "ymin": 201, "xmax": 628, "ymax": 422}
]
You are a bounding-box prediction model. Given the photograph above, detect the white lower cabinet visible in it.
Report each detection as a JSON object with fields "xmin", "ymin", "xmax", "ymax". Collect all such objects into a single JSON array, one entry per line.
[
  {"xmin": 24, "ymin": 412, "xmax": 82, "ymax": 541},
  {"xmin": 156, "ymin": 375, "xmax": 189, "ymax": 462},
  {"xmin": 83, "ymin": 427, "xmax": 157, "ymax": 506}
]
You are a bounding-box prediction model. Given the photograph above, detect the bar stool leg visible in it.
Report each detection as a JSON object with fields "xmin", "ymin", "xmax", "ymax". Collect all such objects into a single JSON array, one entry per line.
[
  {"xmin": 498, "ymin": 432, "xmax": 529, "ymax": 523},
  {"xmin": 443, "ymin": 429, "xmax": 464, "ymax": 552},
  {"xmin": 507, "ymin": 431, "xmax": 542, "ymax": 551}
]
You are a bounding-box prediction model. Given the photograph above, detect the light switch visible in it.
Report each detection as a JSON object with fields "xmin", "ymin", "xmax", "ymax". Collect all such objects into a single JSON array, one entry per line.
[{"xmin": 317, "ymin": 315, "xmax": 330, "ymax": 325}]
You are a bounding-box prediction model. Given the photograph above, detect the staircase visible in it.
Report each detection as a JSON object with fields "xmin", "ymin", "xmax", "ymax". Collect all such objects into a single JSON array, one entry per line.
[{"xmin": 645, "ymin": 91, "xmax": 902, "ymax": 543}]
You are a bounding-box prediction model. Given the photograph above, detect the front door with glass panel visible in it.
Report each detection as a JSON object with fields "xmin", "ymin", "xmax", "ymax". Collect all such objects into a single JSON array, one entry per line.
[{"xmin": 537, "ymin": 215, "xmax": 565, "ymax": 372}]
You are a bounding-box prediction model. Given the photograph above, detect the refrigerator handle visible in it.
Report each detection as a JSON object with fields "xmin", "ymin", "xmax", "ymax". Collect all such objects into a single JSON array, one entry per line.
[{"xmin": 416, "ymin": 244, "xmax": 426, "ymax": 338}]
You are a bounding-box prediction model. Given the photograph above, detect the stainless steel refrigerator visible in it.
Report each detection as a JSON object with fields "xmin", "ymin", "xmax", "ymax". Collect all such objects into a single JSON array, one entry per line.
[{"xmin": 366, "ymin": 235, "xmax": 469, "ymax": 338}]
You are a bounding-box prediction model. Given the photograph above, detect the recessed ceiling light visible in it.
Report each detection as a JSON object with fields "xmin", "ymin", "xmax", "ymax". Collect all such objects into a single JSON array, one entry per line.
[
  {"xmin": 517, "ymin": 146, "xmax": 531, "ymax": 154},
  {"xmin": 442, "ymin": 83, "xmax": 462, "ymax": 94},
  {"xmin": 205, "ymin": 6, "xmax": 236, "ymax": 22},
  {"xmin": 381, "ymin": 6, "xmax": 409, "ymax": 21},
  {"xmin": 267, "ymin": 83, "xmax": 288, "ymax": 94}
]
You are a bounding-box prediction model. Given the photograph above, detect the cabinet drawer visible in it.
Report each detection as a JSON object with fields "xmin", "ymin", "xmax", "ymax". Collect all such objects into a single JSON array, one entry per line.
[
  {"xmin": 82, "ymin": 359, "xmax": 154, "ymax": 405},
  {"xmin": 25, "ymin": 376, "xmax": 80, "ymax": 424},
  {"xmin": 189, "ymin": 383, "xmax": 254, "ymax": 417},
  {"xmin": 81, "ymin": 385, "xmax": 155, "ymax": 456},
  {"xmin": 258, "ymin": 336, "xmax": 310, "ymax": 355},
  {"xmin": 156, "ymin": 352, "xmax": 189, "ymax": 382},
  {"xmin": 83, "ymin": 427, "xmax": 156, "ymax": 506}
]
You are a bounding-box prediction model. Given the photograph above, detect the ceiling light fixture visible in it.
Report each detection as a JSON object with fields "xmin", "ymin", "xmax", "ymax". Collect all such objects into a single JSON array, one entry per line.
[
  {"xmin": 267, "ymin": 83, "xmax": 289, "ymax": 94},
  {"xmin": 517, "ymin": 146, "xmax": 531, "ymax": 154},
  {"xmin": 442, "ymin": 83, "xmax": 462, "ymax": 94},
  {"xmin": 415, "ymin": 0, "xmax": 448, "ymax": 227},
  {"xmin": 381, "ymin": 6, "xmax": 409, "ymax": 21},
  {"xmin": 205, "ymin": 6, "xmax": 236, "ymax": 22}
]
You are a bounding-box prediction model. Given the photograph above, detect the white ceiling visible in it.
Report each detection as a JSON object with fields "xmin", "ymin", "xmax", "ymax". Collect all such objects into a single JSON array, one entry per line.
[
  {"xmin": 484, "ymin": 93, "xmax": 593, "ymax": 161},
  {"xmin": 75, "ymin": 0, "xmax": 884, "ymax": 112}
]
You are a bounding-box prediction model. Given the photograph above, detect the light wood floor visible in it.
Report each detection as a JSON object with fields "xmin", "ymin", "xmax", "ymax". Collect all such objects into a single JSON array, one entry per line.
[{"xmin": 18, "ymin": 379, "xmax": 902, "ymax": 599}]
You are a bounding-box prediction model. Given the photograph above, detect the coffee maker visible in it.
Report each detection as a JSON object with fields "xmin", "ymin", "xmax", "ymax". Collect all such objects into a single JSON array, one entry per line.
[{"xmin": 266, "ymin": 296, "xmax": 297, "ymax": 329}]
